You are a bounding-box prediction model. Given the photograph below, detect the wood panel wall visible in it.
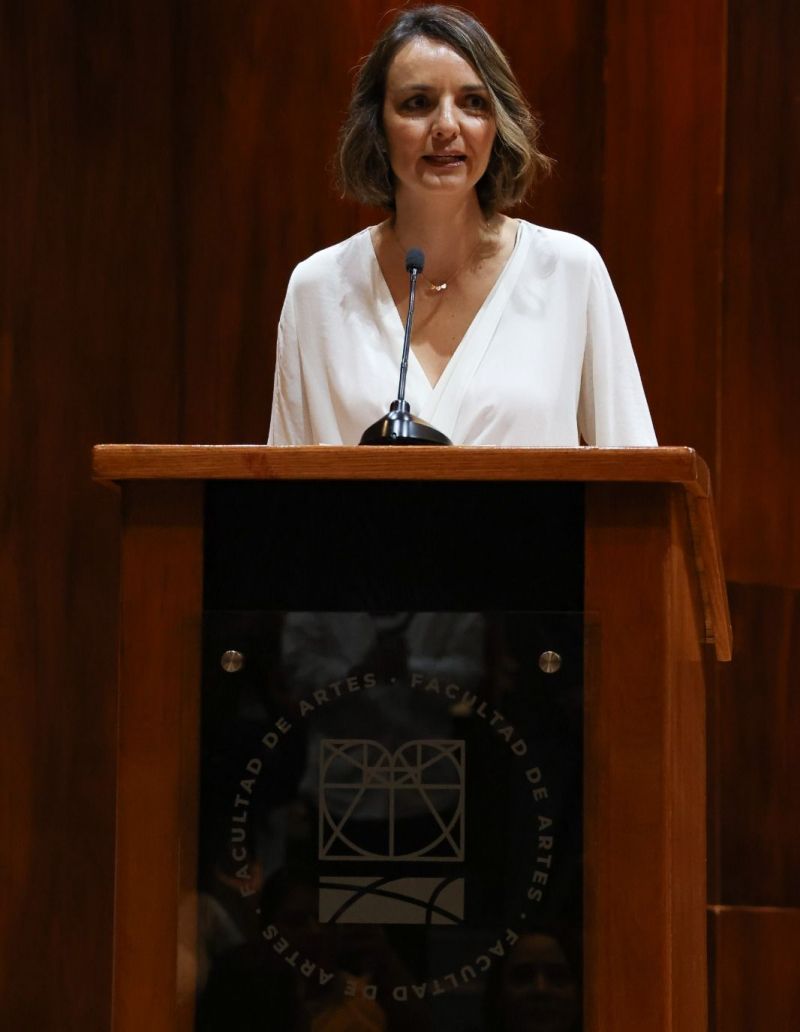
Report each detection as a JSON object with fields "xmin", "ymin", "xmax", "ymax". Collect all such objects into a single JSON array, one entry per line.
[
  {"xmin": 710, "ymin": 907, "xmax": 800, "ymax": 1031},
  {"xmin": 601, "ymin": 0, "xmax": 727, "ymax": 463},
  {"xmin": 720, "ymin": 0, "xmax": 800, "ymax": 589},
  {"xmin": 1, "ymin": 0, "xmax": 798, "ymax": 1028},
  {"xmin": 709, "ymin": 3, "xmax": 800, "ymax": 1024}
]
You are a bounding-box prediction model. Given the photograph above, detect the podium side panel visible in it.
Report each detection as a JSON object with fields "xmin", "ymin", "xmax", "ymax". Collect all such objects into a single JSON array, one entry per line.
[
  {"xmin": 114, "ymin": 482, "xmax": 203, "ymax": 1032},
  {"xmin": 667, "ymin": 489, "xmax": 709, "ymax": 1031},
  {"xmin": 584, "ymin": 483, "xmax": 707, "ymax": 1032}
]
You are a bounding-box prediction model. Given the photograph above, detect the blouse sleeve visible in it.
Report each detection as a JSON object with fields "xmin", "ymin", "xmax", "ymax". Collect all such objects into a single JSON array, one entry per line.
[
  {"xmin": 267, "ymin": 275, "xmax": 313, "ymax": 445},
  {"xmin": 578, "ymin": 249, "xmax": 657, "ymax": 446}
]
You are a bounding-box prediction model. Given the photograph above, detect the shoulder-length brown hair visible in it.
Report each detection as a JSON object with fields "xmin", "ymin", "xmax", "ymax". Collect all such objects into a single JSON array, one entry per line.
[{"xmin": 336, "ymin": 5, "xmax": 551, "ymax": 216}]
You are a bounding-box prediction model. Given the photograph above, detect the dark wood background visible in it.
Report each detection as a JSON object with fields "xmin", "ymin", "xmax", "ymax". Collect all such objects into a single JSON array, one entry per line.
[{"xmin": 1, "ymin": 1, "xmax": 798, "ymax": 1027}]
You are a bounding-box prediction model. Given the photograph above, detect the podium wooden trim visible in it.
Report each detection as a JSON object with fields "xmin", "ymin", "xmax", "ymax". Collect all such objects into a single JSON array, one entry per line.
[
  {"xmin": 95, "ymin": 442, "xmax": 707, "ymax": 485},
  {"xmin": 95, "ymin": 445, "xmax": 730, "ymax": 661},
  {"xmin": 94, "ymin": 445, "xmax": 731, "ymax": 1032}
]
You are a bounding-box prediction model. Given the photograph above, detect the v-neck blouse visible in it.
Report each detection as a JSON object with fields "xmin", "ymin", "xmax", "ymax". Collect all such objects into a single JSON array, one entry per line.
[{"xmin": 267, "ymin": 221, "xmax": 657, "ymax": 447}]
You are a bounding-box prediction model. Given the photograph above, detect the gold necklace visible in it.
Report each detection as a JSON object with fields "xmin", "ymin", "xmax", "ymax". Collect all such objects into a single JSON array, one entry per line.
[{"xmin": 390, "ymin": 221, "xmax": 488, "ymax": 293}]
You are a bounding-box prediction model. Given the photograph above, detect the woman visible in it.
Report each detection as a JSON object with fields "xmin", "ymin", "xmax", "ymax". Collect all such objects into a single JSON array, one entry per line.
[{"xmin": 268, "ymin": 5, "xmax": 656, "ymax": 448}]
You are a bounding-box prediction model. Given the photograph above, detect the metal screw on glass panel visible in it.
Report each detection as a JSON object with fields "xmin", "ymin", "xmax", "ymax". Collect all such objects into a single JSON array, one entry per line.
[
  {"xmin": 220, "ymin": 650, "xmax": 245, "ymax": 673},
  {"xmin": 538, "ymin": 650, "xmax": 562, "ymax": 674}
]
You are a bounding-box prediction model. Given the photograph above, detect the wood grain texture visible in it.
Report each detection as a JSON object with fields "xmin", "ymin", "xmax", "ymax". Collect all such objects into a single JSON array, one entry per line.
[
  {"xmin": 113, "ymin": 482, "xmax": 202, "ymax": 1032},
  {"xmin": 686, "ymin": 492, "xmax": 733, "ymax": 660},
  {"xmin": 709, "ymin": 906, "xmax": 800, "ymax": 1031},
  {"xmin": 712, "ymin": 583, "xmax": 800, "ymax": 906},
  {"xmin": 584, "ymin": 484, "xmax": 708, "ymax": 1030},
  {"xmin": 602, "ymin": 0, "xmax": 727, "ymax": 461},
  {"xmin": 719, "ymin": 0, "xmax": 800, "ymax": 586},
  {"xmin": 93, "ymin": 443, "xmax": 707, "ymax": 484},
  {"xmin": 173, "ymin": 1, "xmax": 383, "ymax": 444},
  {"xmin": 707, "ymin": 2, "xmax": 800, "ymax": 1023},
  {"xmin": 665, "ymin": 490, "xmax": 711, "ymax": 1030},
  {"xmin": 0, "ymin": 2, "xmax": 181, "ymax": 1027}
]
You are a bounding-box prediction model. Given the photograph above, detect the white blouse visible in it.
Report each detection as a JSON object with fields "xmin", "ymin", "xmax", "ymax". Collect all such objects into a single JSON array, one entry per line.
[{"xmin": 267, "ymin": 220, "xmax": 657, "ymax": 447}]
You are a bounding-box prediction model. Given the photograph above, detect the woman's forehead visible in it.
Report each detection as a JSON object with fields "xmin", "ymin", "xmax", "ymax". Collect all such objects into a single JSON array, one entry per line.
[{"xmin": 386, "ymin": 36, "xmax": 483, "ymax": 89}]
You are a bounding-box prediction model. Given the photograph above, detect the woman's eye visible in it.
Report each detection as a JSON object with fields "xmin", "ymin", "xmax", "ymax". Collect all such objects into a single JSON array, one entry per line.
[
  {"xmin": 465, "ymin": 94, "xmax": 489, "ymax": 110},
  {"xmin": 402, "ymin": 95, "xmax": 429, "ymax": 111}
]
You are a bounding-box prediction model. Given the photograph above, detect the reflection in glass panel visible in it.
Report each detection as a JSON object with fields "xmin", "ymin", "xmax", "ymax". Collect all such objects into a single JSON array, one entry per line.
[{"xmin": 196, "ymin": 612, "xmax": 582, "ymax": 1031}]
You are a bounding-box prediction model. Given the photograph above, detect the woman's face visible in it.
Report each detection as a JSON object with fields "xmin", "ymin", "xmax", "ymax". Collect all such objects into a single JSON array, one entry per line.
[{"xmin": 382, "ymin": 35, "xmax": 496, "ymax": 206}]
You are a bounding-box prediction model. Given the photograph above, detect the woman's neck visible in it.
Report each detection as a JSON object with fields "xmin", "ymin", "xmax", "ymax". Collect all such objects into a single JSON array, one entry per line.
[{"xmin": 390, "ymin": 191, "xmax": 493, "ymax": 280}]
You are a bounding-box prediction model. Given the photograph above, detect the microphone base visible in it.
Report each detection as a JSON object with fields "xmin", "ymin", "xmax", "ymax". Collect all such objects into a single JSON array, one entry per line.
[{"xmin": 359, "ymin": 400, "xmax": 452, "ymax": 446}]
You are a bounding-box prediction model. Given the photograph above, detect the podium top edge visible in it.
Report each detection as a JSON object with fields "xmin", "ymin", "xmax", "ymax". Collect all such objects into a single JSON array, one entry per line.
[
  {"xmin": 91, "ymin": 444, "xmax": 711, "ymax": 496},
  {"xmin": 92, "ymin": 444, "xmax": 731, "ymax": 658}
]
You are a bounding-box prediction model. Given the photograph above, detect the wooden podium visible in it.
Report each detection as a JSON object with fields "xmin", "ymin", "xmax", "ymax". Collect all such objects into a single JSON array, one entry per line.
[{"xmin": 93, "ymin": 445, "xmax": 731, "ymax": 1032}]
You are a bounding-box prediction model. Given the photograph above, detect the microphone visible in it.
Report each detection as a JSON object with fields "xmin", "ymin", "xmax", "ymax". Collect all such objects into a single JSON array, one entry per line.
[{"xmin": 359, "ymin": 247, "xmax": 452, "ymax": 446}]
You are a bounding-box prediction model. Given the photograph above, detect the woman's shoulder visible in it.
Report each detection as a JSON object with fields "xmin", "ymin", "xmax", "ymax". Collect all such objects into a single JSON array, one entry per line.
[
  {"xmin": 288, "ymin": 226, "xmax": 373, "ymax": 291},
  {"xmin": 518, "ymin": 219, "xmax": 602, "ymax": 268}
]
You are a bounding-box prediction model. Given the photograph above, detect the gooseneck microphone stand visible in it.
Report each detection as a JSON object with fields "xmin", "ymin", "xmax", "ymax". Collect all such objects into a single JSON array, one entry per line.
[{"xmin": 359, "ymin": 248, "xmax": 452, "ymax": 446}]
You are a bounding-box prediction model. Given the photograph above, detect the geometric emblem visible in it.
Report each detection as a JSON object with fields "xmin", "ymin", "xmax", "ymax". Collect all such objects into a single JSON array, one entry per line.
[
  {"xmin": 319, "ymin": 739, "xmax": 465, "ymax": 861},
  {"xmin": 319, "ymin": 875, "xmax": 464, "ymax": 924}
]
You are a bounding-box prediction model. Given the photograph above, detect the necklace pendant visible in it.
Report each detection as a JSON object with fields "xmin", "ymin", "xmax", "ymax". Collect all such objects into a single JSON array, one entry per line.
[{"xmin": 430, "ymin": 282, "xmax": 448, "ymax": 293}]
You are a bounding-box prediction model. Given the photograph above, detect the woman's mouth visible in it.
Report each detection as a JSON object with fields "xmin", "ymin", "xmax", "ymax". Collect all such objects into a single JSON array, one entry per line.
[{"xmin": 423, "ymin": 154, "xmax": 466, "ymax": 166}]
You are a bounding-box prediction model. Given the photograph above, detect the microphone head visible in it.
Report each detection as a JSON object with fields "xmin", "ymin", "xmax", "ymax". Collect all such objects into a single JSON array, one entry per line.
[{"xmin": 405, "ymin": 248, "xmax": 425, "ymax": 273}]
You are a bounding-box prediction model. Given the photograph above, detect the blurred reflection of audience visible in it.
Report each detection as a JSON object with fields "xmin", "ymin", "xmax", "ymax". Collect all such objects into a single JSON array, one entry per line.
[
  {"xmin": 281, "ymin": 612, "xmax": 484, "ymax": 827},
  {"xmin": 482, "ymin": 928, "xmax": 580, "ymax": 1032},
  {"xmin": 197, "ymin": 610, "xmax": 582, "ymax": 1031},
  {"xmin": 200, "ymin": 866, "xmax": 430, "ymax": 1032},
  {"xmin": 196, "ymin": 613, "xmax": 307, "ymax": 1011}
]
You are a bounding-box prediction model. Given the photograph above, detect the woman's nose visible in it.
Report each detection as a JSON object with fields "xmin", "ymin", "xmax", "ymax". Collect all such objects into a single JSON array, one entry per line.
[{"xmin": 432, "ymin": 100, "xmax": 458, "ymax": 138}]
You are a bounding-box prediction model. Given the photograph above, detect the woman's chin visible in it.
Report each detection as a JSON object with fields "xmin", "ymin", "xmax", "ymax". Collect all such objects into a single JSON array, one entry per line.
[{"xmin": 403, "ymin": 173, "xmax": 477, "ymax": 201}]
